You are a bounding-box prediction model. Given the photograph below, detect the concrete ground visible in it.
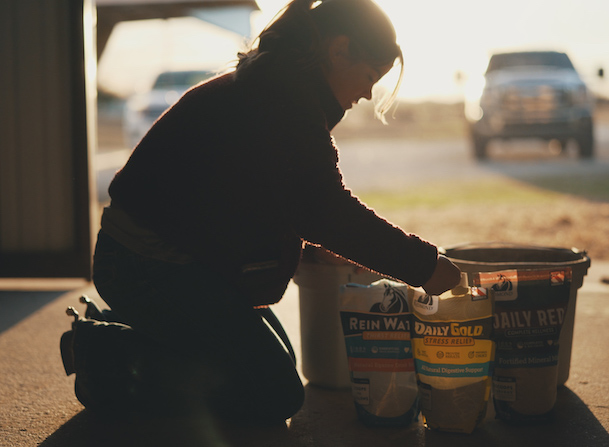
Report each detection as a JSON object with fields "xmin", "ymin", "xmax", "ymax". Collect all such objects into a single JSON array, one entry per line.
[{"xmin": 1, "ymin": 262, "xmax": 608, "ymax": 447}]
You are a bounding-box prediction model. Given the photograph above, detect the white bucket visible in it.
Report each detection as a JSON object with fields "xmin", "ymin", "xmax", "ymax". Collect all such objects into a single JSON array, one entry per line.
[{"xmin": 294, "ymin": 258, "xmax": 382, "ymax": 389}]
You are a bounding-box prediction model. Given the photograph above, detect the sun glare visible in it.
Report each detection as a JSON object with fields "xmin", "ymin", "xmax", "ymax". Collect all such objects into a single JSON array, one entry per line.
[
  {"xmin": 374, "ymin": 0, "xmax": 609, "ymax": 102},
  {"xmin": 99, "ymin": 0, "xmax": 609, "ymax": 102}
]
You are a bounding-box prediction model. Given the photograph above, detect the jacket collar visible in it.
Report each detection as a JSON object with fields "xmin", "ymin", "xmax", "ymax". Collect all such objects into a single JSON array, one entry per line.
[{"xmin": 316, "ymin": 74, "xmax": 345, "ymax": 131}]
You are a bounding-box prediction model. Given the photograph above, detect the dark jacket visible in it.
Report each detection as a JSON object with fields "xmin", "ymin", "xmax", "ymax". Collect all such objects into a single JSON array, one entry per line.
[{"xmin": 108, "ymin": 58, "xmax": 438, "ymax": 305}]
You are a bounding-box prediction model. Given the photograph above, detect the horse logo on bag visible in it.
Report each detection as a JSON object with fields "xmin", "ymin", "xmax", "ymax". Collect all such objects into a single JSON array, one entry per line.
[
  {"xmin": 417, "ymin": 293, "xmax": 433, "ymax": 306},
  {"xmin": 369, "ymin": 283, "xmax": 409, "ymax": 313},
  {"xmin": 492, "ymin": 274, "xmax": 513, "ymax": 292}
]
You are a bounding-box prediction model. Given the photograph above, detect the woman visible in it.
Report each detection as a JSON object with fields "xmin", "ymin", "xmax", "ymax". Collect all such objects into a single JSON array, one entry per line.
[{"xmin": 89, "ymin": 0, "xmax": 461, "ymax": 423}]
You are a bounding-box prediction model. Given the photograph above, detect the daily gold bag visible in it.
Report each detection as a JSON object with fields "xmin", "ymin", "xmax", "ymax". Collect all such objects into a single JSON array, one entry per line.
[{"xmin": 409, "ymin": 275, "xmax": 495, "ymax": 433}]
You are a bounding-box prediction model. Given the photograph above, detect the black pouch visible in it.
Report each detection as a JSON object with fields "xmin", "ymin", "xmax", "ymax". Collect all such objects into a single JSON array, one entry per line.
[{"xmin": 60, "ymin": 297, "xmax": 214, "ymax": 417}]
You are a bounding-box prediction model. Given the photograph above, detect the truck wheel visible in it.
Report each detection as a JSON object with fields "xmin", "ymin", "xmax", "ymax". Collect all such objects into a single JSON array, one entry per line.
[
  {"xmin": 576, "ymin": 120, "xmax": 594, "ymax": 159},
  {"xmin": 472, "ymin": 133, "xmax": 489, "ymax": 160}
]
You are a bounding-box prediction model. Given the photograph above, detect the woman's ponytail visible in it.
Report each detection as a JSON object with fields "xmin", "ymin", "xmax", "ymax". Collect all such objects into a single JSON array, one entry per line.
[{"xmin": 237, "ymin": 0, "xmax": 324, "ymax": 73}]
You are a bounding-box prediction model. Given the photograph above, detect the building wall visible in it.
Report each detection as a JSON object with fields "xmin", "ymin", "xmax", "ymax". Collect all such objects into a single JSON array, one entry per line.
[{"xmin": 0, "ymin": 0, "xmax": 97, "ymax": 279}]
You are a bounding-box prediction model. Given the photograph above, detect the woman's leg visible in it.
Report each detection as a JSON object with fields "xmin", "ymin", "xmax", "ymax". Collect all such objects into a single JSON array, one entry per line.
[{"xmin": 92, "ymin": 230, "xmax": 304, "ymax": 422}]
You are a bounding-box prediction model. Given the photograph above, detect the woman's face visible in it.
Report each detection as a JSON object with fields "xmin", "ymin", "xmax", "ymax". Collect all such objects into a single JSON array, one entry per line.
[{"xmin": 324, "ymin": 36, "xmax": 393, "ymax": 111}]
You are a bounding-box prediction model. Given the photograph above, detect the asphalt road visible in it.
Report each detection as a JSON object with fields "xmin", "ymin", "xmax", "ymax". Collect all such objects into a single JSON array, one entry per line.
[{"xmin": 335, "ymin": 125, "xmax": 609, "ymax": 194}]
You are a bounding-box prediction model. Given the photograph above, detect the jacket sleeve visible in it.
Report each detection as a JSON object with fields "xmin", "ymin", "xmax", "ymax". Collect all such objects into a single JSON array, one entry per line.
[{"xmin": 279, "ymin": 117, "xmax": 438, "ymax": 287}]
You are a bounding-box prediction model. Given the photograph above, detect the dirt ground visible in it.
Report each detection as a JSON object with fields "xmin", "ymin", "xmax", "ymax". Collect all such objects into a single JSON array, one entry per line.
[{"xmin": 380, "ymin": 199, "xmax": 608, "ymax": 262}]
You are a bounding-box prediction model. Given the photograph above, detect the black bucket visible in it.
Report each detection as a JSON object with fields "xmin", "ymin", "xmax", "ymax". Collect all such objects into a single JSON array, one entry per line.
[{"xmin": 440, "ymin": 243, "xmax": 591, "ymax": 385}]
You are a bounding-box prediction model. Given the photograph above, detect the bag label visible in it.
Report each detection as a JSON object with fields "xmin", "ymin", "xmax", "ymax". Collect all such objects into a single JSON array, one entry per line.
[{"xmin": 340, "ymin": 280, "xmax": 419, "ymax": 426}]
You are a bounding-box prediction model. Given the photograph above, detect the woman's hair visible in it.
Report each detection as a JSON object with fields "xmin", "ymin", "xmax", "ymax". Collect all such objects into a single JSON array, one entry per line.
[{"xmin": 237, "ymin": 0, "xmax": 404, "ymax": 121}]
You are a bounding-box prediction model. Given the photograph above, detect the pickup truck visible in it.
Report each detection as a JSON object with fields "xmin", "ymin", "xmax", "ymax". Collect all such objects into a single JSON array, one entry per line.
[{"xmin": 465, "ymin": 51, "xmax": 596, "ymax": 159}]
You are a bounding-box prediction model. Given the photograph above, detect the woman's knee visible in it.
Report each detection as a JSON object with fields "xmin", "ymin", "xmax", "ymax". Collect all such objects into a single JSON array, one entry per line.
[{"xmin": 220, "ymin": 374, "xmax": 304, "ymax": 423}]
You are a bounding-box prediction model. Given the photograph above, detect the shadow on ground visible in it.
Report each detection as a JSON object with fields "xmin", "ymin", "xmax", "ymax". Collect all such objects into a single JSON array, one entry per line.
[
  {"xmin": 39, "ymin": 385, "xmax": 608, "ymax": 447},
  {"xmin": 0, "ymin": 291, "xmax": 67, "ymax": 333}
]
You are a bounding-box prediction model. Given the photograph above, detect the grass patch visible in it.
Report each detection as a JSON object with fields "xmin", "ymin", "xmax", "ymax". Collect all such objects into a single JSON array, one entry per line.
[
  {"xmin": 358, "ymin": 178, "xmax": 565, "ymax": 210},
  {"xmin": 522, "ymin": 174, "xmax": 609, "ymax": 202}
]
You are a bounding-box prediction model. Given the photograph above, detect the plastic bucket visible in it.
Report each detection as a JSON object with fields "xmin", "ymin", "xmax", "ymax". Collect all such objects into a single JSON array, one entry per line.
[
  {"xmin": 294, "ymin": 260, "xmax": 382, "ymax": 389},
  {"xmin": 440, "ymin": 243, "xmax": 591, "ymax": 385}
]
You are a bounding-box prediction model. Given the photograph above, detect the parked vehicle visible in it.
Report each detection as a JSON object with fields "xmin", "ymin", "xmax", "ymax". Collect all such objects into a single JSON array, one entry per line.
[
  {"xmin": 465, "ymin": 51, "xmax": 597, "ymax": 159},
  {"xmin": 123, "ymin": 70, "xmax": 214, "ymax": 148}
]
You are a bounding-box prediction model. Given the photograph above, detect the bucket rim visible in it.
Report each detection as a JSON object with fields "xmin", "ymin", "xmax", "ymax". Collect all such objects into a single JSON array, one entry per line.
[{"xmin": 439, "ymin": 242, "xmax": 590, "ymax": 268}]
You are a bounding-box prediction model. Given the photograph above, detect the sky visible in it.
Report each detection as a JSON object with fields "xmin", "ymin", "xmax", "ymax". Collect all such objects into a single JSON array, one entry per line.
[{"xmin": 98, "ymin": 0, "xmax": 609, "ymax": 102}]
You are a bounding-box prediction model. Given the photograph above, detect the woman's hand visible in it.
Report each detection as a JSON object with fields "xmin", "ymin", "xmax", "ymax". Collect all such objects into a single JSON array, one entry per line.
[{"xmin": 422, "ymin": 255, "xmax": 461, "ymax": 296}]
